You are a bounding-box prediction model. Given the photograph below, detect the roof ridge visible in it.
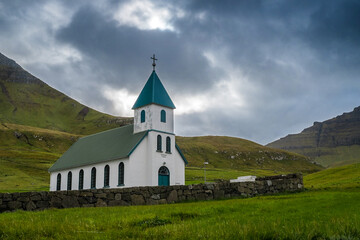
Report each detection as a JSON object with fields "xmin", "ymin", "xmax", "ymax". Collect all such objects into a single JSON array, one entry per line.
[{"xmin": 79, "ymin": 124, "xmax": 134, "ymax": 140}]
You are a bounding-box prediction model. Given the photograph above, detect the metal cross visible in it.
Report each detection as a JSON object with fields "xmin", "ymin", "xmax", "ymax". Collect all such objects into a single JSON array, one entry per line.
[{"xmin": 151, "ymin": 54, "xmax": 158, "ymax": 70}]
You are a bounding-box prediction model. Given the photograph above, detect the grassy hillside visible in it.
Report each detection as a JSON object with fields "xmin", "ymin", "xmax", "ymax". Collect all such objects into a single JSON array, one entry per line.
[
  {"xmin": 0, "ymin": 123, "xmax": 81, "ymax": 192},
  {"xmin": 304, "ymin": 163, "xmax": 360, "ymax": 189},
  {"xmin": 309, "ymin": 145, "xmax": 360, "ymax": 167},
  {"xmin": 177, "ymin": 136, "xmax": 323, "ymax": 174},
  {"xmin": 0, "ymin": 78, "xmax": 132, "ymax": 135}
]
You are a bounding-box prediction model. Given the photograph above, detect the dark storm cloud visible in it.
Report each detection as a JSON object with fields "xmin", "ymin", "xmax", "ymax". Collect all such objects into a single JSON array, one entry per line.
[
  {"xmin": 55, "ymin": 5, "xmax": 221, "ymax": 94},
  {"xmin": 171, "ymin": 0, "xmax": 360, "ymax": 142}
]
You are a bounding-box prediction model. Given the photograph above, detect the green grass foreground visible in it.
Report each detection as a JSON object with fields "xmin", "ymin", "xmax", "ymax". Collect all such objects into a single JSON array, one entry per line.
[{"xmin": 0, "ymin": 189, "xmax": 359, "ymax": 239}]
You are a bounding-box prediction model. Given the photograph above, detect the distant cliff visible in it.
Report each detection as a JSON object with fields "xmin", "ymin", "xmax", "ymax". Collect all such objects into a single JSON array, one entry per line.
[{"xmin": 267, "ymin": 107, "xmax": 360, "ymax": 167}]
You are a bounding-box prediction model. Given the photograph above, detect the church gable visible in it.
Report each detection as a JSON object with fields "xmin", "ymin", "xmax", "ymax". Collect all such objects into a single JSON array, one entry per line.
[{"xmin": 49, "ymin": 125, "xmax": 148, "ymax": 172}]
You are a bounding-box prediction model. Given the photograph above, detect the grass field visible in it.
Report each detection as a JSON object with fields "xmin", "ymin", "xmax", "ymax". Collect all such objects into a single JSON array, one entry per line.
[
  {"xmin": 304, "ymin": 163, "xmax": 360, "ymax": 189},
  {"xmin": 0, "ymin": 189, "xmax": 359, "ymax": 239}
]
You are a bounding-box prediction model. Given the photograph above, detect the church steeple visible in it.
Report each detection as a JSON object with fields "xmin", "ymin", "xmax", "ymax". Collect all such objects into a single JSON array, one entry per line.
[
  {"xmin": 132, "ymin": 71, "xmax": 175, "ymax": 109},
  {"xmin": 133, "ymin": 56, "xmax": 175, "ymax": 134}
]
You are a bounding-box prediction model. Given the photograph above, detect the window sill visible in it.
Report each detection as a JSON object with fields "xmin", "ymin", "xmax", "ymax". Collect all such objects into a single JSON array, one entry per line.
[
  {"xmin": 91, "ymin": 187, "xmax": 96, "ymax": 190},
  {"xmin": 165, "ymin": 151, "xmax": 172, "ymax": 154},
  {"xmin": 156, "ymin": 150, "xmax": 163, "ymax": 153},
  {"xmin": 103, "ymin": 186, "xmax": 110, "ymax": 189},
  {"xmin": 117, "ymin": 184, "xmax": 124, "ymax": 187}
]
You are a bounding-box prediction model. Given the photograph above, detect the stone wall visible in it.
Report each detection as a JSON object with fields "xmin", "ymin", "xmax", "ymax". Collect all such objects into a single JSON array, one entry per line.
[{"xmin": 0, "ymin": 173, "xmax": 303, "ymax": 213}]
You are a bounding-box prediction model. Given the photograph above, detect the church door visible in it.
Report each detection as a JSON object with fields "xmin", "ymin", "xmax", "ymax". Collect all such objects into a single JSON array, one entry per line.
[{"xmin": 158, "ymin": 166, "xmax": 170, "ymax": 186}]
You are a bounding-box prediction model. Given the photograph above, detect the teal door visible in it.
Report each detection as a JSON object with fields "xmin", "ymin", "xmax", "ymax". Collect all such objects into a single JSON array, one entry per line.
[{"xmin": 158, "ymin": 166, "xmax": 170, "ymax": 186}]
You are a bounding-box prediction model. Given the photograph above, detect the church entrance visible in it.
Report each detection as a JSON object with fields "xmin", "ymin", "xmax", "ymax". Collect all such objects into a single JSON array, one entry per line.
[{"xmin": 158, "ymin": 166, "xmax": 170, "ymax": 186}]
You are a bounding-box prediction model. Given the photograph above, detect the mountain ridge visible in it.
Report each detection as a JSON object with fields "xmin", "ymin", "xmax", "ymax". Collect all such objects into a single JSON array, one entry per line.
[{"xmin": 267, "ymin": 107, "xmax": 360, "ymax": 167}]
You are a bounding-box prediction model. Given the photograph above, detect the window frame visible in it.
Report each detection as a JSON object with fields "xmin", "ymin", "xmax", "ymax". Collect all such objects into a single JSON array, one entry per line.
[
  {"xmin": 161, "ymin": 110, "xmax": 166, "ymax": 123},
  {"xmin": 118, "ymin": 162, "xmax": 124, "ymax": 186},
  {"xmin": 67, "ymin": 171, "xmax": 72, "ymax": 191},
  {"xmin": 91, "ymin": 167, "xmax": 96, "ymax": 189},
  {"xmin": 79, "ymin": 169, "xmax": 84, "ymax": 190},
  {"xmin": 157, "ymin": 135, "xmax": 162, "ymax": 152},
  {"xmin": 104, "ymin": 165, "xmax": 110, "ymax": 188},
  {"xmin": 141, "ymin": 110, "xmax": 145, "ymax": 123},
  {"xmin": 166, "ymin": 136, "xmax": 171, "ymax": 153},
  {"xmin": 56, "ymin": 173, "xmax": 61, "ymax": 191}
]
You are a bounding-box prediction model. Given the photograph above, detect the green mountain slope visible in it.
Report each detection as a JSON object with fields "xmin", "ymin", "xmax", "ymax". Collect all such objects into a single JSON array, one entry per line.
[
  {"xmin": 0, "ymin": 123, "xmax": 81, "ymax": 192},
  {"xmin": 304, "ymin": 163, "xmax": 360, "ymax": 189},
  {"xmin": 0, "ymin": 52, "xmax": 132, "ymax": 134},
  {"xmin": 176, "ymin": 136, "xmax": 323, "ymax": 174},
  {"xmin": 267, "ymin": 107, "xmax": 360, "ymax": 167}
]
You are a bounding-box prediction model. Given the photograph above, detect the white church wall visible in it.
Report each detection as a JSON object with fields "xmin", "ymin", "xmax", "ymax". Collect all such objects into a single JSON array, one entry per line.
[
  {"xmin": 126, "ymin": 136, "xmax": 150, "ymax": 187},
  {"xmin": 134, "ymin": 105, "xmax": 174, "ymax": 134},
  {"xmin": 147, "ymin": 131, "xmax": 185, "ymax": 186},
  {"xmin": 49, "ymin": 158, "xmax": 130, "ymax": 191}
]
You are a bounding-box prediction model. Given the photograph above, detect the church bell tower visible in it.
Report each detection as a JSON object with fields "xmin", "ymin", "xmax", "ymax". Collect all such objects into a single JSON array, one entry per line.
[{"xmin": 132, "ymin": 55, "xmax": 176, "ymax": 134}]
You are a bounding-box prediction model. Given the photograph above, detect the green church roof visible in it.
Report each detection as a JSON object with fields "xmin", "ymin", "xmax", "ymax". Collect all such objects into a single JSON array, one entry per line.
[
  {"xmin": 132, "ymin": 71, "xmax": 176, "ymax": 109},
  {"xmin": 48, "ymin": 125, "xmax": 147, "ymax": 172},
  {"xmin": 49, "ymin": 125, "xmax": 188, "ymax": 172}
]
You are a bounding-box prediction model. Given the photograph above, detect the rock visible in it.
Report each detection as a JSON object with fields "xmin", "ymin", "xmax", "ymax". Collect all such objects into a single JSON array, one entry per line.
[
  {"xmin": 108, "ymin": 200, "xmax": 129, "ymax": 207},
  {"xmin": 94, "ymin": 193, "xmax": 107, "ymax": 198},
  {"xmin": 62, "ymin": 196, "xmax": 79, "ymax": 208},
  {"xmin": 7, "ymin": 201, "xmax": 22, "ymax": 210},
  {"xmin": 151, "ymin": 194, "xmax": 160, "ymax": 200},
  {"xmin": 30, "ymin": 194, "xmax": 42, "ymax": 201},
  {"xmin": 131, "ymin": 195, "xmax": 145, "ymax": 205},
  {"xmin": 213, "ymin": 190, "xmax": 224, "ymax": 199},
  {"xmin": 95, "ymin": 199, "xmax": 107, "ymax": 207},
  {"xmin": 79, "ymin": 192, "xmax": 93, "ymax": 197},
  {"xmin": 36, "ymin": 201, "xmax": 50, "ymax": 209},
  {"xmin": 25, "ymin": 201, "xmax": 36, "ymax": 211},
  {"xmin": 167, "ymin": 190, "xmax": 178, "ymax": 203},
  {"xmin": 50, "ymin": 196, "xmax": 62, "ymax": 208},
  {"xmin": 115, "ymin": 193, "xmax": 122, "ymax": 200},
  {"xmin": 266, "ymin": 180, "xmax": 272, "ymax": 186}
]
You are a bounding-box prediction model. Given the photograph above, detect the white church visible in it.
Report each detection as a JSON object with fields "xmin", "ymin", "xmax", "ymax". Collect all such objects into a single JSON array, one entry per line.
[{"xmin": 48, "ymin": 57, "xmax": 187, "ymax": 191}]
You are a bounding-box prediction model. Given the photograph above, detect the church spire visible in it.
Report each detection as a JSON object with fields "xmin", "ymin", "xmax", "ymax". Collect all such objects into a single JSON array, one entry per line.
[{"xmin": 151, "ymin": 54, "xmax": 158, "ymax": 71}]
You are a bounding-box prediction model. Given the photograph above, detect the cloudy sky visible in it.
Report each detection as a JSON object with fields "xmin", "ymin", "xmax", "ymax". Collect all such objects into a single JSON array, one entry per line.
[{"xmin": 0, "ymin": 0, "xmax": 359, "ymax": 144}]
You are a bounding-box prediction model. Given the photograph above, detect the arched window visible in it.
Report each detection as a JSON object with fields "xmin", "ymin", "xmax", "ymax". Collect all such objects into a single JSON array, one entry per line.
[
  {"xmin": 56, "ymin": 173, "xmax": 61, "ymax": 191},
  {"xmin": 157, "ymin": 135, "xmax": 162, "ymax": 151},
  {"xmin": 161, "ymin": 110, "xmax": 166, "ymax": 123},
  {"xmin": 104, "ymin": 165, "xmax": 110, "ymax": 188},
  {"xmin": 141, "ymin": 110, "xmax": 145, "ymax": 123},
  {"xmin": 118, "ymin": 162, "xmax": 124, "ymax": 186},
  {"xmin": 79, "ymin": 169, "xmax": 84, "ymax": 190},
  {"xmin": 166, "ymin": 136, "xmax": 171, "ymax": 153},
  {"xmin": 67, "ymin": 171, "xmax": 72, "ymax": 190},
  {"xmin": 91, "ymin": 167, "xmax": 96, "ymax": 189}
]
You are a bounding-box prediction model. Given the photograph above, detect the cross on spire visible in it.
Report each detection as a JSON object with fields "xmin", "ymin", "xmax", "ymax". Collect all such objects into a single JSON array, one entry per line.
[{"xmin": 151, "ymin": 54, "xmax": 158, "ymax": 71}]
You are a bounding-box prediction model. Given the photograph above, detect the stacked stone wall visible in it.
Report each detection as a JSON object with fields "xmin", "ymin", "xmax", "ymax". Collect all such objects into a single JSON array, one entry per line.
[{"xmin": 0, "ymin": 173, "xmax": 303, "ymax": 213}]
